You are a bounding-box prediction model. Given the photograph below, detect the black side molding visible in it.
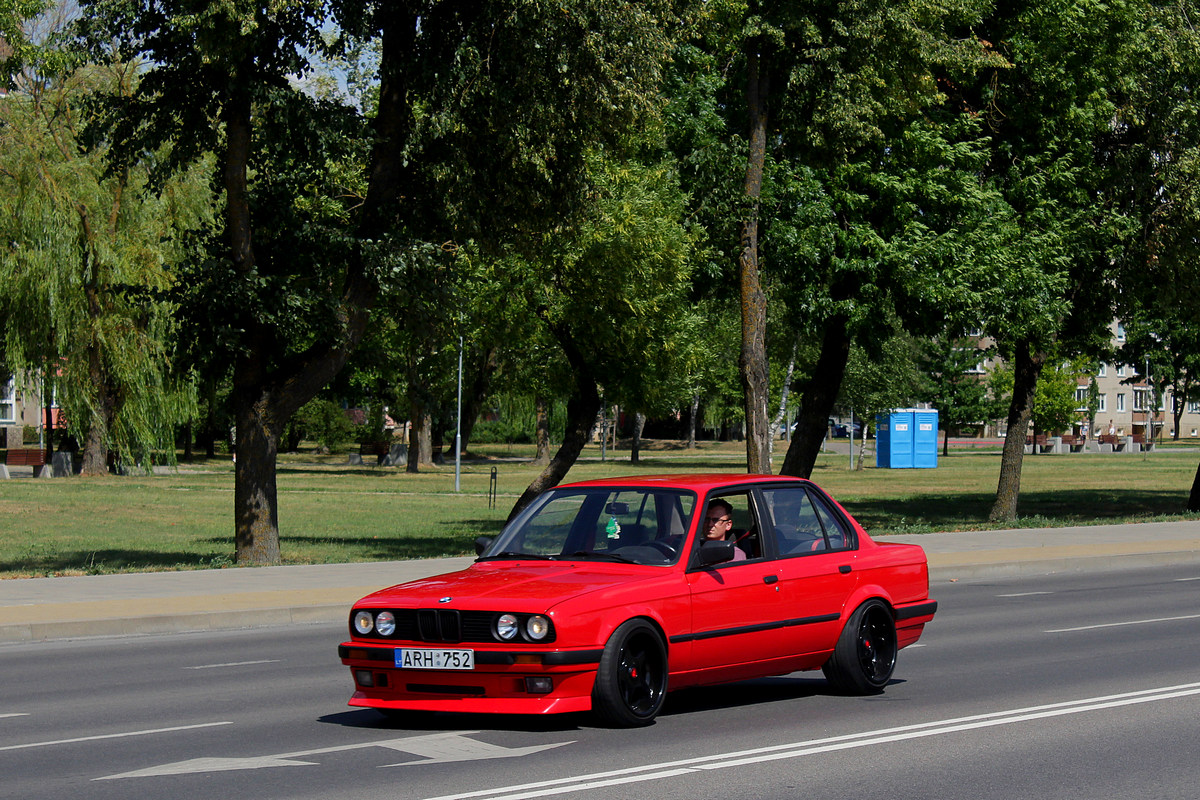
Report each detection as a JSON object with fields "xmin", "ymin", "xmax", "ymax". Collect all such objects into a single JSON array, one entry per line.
[{"xmin": 894, "ymin": 601, "xmax": 938, "ymax": 621}]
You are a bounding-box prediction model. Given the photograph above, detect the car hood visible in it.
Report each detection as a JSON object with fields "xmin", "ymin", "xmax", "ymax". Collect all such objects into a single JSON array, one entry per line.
[{"xmin": 354, "ymin": 560, "xmax": 671, "ymax": 612}]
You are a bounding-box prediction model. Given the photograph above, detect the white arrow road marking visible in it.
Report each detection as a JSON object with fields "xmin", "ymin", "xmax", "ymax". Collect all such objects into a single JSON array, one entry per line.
[
  {"xmin": 96, "ymin": 731, "xmax": 573, "ymax": 780},
  {"xmin": 378, "ymin": 735, "xmax": 570, "ymax": 767},
  {"xmin": 418, "ymin": 682, "xmax": 1200, "ymax": 800}
]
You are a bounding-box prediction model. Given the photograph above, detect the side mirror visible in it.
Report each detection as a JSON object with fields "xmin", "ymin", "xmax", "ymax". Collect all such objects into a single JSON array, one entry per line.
[
  {"xmin": 698, "ymin": 539, "xmax": 736, "ymax": 565},
  {"xmin": 474, "ymin": 536, "xmax": 494, "ymax": 556}
]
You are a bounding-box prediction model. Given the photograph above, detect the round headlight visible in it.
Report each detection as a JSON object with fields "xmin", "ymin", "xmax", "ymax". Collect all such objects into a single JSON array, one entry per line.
[
  {"xmin": 375, "ymin": 611, "xmax": 396, "ymax": 636},
  {"xmin": 353, "ymin": 610, "xmax": 374, "ymax": 635},
  {"xmin": 525, "ymin": 615, "xmax": 550, "ymax": 641},
  {"xmin": 496, "ymin": 613, "xmax": 519, "ymax": 640}
]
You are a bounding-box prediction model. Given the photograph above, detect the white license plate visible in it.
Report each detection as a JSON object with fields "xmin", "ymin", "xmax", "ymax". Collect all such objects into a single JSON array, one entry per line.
[{"xmin": 395, "ymin": 648, "xmax": 475, "ymax": 670}]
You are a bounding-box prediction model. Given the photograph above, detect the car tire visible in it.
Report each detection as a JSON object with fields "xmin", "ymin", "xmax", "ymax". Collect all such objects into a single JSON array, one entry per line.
[
  {"xmin": 822, "ymin": 599, "xmax": 897, "ymax": 695},
  {"xmin": 592, "ymin": 619, "xmax": 668, "ymax": 727}
]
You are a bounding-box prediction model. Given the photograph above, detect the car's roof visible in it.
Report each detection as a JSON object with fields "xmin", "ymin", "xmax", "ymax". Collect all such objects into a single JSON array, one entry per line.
[{"xmin": 558, "ymin": 473, "xmax": 813, "ymax": 492}]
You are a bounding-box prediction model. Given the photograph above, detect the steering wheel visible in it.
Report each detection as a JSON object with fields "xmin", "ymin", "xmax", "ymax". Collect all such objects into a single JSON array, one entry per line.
[{"xmin": 646, "ymin": 540, "xmax": 677, "ymax": 558}]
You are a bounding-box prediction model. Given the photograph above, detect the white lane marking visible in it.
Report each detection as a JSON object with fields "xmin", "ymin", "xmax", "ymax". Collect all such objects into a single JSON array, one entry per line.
[
  {"xmin": 97, "ymin": 732, "xmax": 572, "ymax": 780},
  {"xmin": 0, "ymin": 713, "xmax": 30, "ymax": 719},
  {"xmin": 0, "ymin": 722, "xmax": 233, "ymax": 752},
  {"xmin": 419, "ymin": 682, "xmax": 1200, "ymax": 800},
  {"xmin": 997, "ymin": 591, "xmax": 1053, "ymax": 597},
  {"xmin": 184, "ymin": 660, "xmax": 281, "ymax": 670},
  {"xmin": 1046, "ymin": 612, "xmax": 1200, "ymax": 633},
  {"xmin": 1175, "ymin": 577, "xmax": 1200, "ymax": 582}
]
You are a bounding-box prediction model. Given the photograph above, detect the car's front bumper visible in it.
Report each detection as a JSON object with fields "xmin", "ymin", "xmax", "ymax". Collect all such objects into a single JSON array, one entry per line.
[{"xmin": 338, "ymin": 641, "xmax": 604, "ymax": 715}]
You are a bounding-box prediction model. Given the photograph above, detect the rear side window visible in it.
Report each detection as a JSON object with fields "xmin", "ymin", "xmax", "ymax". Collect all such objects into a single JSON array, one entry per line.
[
  {"xmin": 760, "ymin": 485, "xmax": 855, "ymax": 556},
  {"xmin": 808, "ymin": 489, "xmax": 852, "ymax": 550}
]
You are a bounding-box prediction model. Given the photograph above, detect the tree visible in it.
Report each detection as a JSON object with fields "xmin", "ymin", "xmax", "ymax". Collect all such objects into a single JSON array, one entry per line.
[
  {"xmin": 0, "ymin": 6, "xmax": 209, "ymax": 473},
  {"xmin": 78, "ymin": 0, "xmax": 675, "ymax": 563},
  {"xmin": 970, "ymin": 0, "xmax": 1148, "ymax": 521},
  {"xmin": 918, "ymin": 334, "xmax": 1001, "ymax": 455},
  {"xmin": 507, "ymin": 153, "xmax": 694, "ymax": 519},
  {"xmin": 1031, "ymin": 360, "xmax": 1087, "ymax": 443},
  {"xmin": 693, "ymin": 0, "xmax": 1002, "ymax": 475}
]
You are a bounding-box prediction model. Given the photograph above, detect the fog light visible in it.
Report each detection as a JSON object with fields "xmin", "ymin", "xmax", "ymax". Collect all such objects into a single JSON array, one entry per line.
[
  {"xmin": 355, "ymin": 669, "xmax": 375, "ymax": 687},
  {"xmin": 524, "ymin": 676, "xmax": 553, "ymax": 694}
]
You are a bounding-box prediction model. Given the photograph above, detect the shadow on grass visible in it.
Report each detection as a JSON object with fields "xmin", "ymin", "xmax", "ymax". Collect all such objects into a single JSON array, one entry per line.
[
  {"xmin": 844, "ymin": 488, "xmax": 1191, "ymax": 533},
  {"xmin": 0, "ymin": 549, "xmax": 229, "ymax": 575},
  {"xmin": 278, "ymin": 535, "xmax": 475, "ymax": 560}
]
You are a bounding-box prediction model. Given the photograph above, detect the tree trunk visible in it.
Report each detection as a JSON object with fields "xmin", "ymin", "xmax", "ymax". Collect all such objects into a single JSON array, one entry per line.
[
  {"xmin": 510, "ymin": 321, "xmax": 603, "ymax": 520},
  {"xmin": 738, "ymin": 42, "xmax": 772, "ymax": 474},
  {"xmin": 1188, "ymin": 462, "xmax": 1200, "ymax": 512},
  {"xmin": 780, "ymin": 316, "xmax": 852, "ymax": 478},
  {"xmin": 989, "ymin": 341, "xmax": 1046, "ymax": 522},
  {"xmin": 687, "ymin": 393, "xmax": 700, "ymax": 449},
  {"xmin": 459, "ymin": 345, "xmax": 497, "ymax": 454},
  {"xmin": 406, "ymin": 402, "xmax": 421, "ymax": 473},
  {"xmin": 767, "ymin": 335, "xmax": 800, "ymax": 464},
  {"xmin": 509, "ymin": 378, "xmax": 601, "ymax": 522},
  {"xmin": 534, "ymin": 395, "xmax": 551, "ymax": 466},
  {"xmin": 233, "ymin": 394, "xmax": 282, "ymax": 564},
  {"xmin": 943, "ymin": 429, "xmax": 950, "ymax": 457},
  {"xmin": 631, "ymin": 411, "xmax": 646, "ymax": 463}
]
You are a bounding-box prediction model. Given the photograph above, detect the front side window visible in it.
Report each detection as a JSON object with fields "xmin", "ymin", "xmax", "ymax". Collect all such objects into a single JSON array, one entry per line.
[{"xmin": 481, "ymin": 487, "xmax": 695, "ymax": 566}]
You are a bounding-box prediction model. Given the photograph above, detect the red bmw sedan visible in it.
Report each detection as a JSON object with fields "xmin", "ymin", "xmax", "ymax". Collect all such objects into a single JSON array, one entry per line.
[{"xmin": 339, "ymin": 473, "xmax": 936, "ymax": 726}]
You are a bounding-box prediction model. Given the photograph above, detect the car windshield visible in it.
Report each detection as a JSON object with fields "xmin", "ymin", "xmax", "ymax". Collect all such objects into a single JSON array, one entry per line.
[{"xmin": 480, "ymin": 487, "xmax": 697, "ymax": 566}]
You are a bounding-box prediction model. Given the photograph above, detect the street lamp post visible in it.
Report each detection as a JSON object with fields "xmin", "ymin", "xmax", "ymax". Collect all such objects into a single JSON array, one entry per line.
[{"xmin": 455, "ymin": 336, "xmax": 463, "ymax": 492}]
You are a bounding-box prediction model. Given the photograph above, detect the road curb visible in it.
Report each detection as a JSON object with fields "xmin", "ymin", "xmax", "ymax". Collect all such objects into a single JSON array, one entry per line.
[{"xmin": 928, "ymin": 547, "xmax": 1200, "ymax": 581}]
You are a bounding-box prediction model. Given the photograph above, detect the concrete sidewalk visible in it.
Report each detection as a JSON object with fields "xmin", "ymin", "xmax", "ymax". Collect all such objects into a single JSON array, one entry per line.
[{"xmin": 1, "ymin": 520, "xmax": 1198, "ymax": 644}]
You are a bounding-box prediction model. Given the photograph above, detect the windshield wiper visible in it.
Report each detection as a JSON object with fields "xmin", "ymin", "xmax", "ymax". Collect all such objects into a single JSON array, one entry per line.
[
  {"xmin": 478, "ymin": 551, "xmax": 559, "ymax": 561},
  {"xmin": 565, "ymin": 550, "xmax": 638, "ymax": 564}
]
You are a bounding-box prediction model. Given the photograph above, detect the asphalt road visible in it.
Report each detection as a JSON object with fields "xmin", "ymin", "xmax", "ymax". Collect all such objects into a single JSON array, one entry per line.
[{"xmin": 2, "ymin": 563, "xmax": 1199, "ymax": 800}]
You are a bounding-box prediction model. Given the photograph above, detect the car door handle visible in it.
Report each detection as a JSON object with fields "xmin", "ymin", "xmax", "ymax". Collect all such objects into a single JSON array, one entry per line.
[
  {"xmin": 839, "ymin": 565, "xmax": 852, "ymax": 574},
  {"xmin": 763, "ymin": 575, "xmax": 778, "ymax": 585}
]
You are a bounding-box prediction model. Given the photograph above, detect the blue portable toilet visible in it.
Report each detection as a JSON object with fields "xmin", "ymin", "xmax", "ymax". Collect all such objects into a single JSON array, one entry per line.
[
  {"xmin": 876, "ymin": 409, "xmax": 939, "ymax": 469},
  {"xmin": 913, "ymin": 409, "xmax": 939, "ymax": 468},
  {"xmin": 876, "ymin": 410, "xmax": 915, "ymax": 468}
]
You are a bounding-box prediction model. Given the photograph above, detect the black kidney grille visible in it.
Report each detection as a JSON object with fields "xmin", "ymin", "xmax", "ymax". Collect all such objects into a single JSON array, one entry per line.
[{"xmin": 416, "ymin": 609, "xmax": 461, "ymax": 642}]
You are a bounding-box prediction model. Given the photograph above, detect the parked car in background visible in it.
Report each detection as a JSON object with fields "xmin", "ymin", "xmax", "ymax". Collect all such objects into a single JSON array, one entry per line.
[
  {"xmin": 832, "ymin": 422, "xmax": 863, "ymax": 438},
  {"xmin": 338, "ymin": 473, "xmax": 937, "ymax": 726}
]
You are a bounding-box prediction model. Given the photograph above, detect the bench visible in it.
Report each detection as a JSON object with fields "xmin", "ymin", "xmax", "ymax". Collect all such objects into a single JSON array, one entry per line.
[
  {"xmin": 1060, "ymin": 435, "xmax": 1085, "ymax": 452},
  {"xmin": 357, "ymin": 441, "xmax": 393, "ymax": 466},
  {"xmin": 4, "ymin": 448, "xmax": 48, "ymax": 467}
]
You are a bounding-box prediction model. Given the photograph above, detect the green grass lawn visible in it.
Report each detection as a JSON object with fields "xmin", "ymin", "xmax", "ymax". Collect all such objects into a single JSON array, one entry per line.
[{"xmin": 2, "ymin": 438, "xmax": 1197, "ymax": 578}]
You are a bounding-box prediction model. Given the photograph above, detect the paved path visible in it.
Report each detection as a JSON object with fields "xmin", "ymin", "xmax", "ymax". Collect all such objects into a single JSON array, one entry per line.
[{"xmin": 1, "ymin": 521, "xmax": 1198, "ymax": 644}]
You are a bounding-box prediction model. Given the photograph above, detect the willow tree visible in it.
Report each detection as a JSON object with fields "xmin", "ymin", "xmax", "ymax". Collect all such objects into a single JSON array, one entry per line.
[{"xmin": 0, "ymin": 11, "xmax": 209, "ymax": 474}]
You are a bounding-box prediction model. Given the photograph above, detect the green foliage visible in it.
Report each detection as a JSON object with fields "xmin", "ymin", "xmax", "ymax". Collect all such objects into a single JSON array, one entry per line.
[
  {"xmin": 1033, "ymin": 361, "xmax": 1088, "ymax": 436},
  {"xmin": 470, "ymin": 420, "xmax": 534, "ymax": 446},
  {"xmin": 293, "ymin": 398, "xmax": 354, "ymax": 453}
]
